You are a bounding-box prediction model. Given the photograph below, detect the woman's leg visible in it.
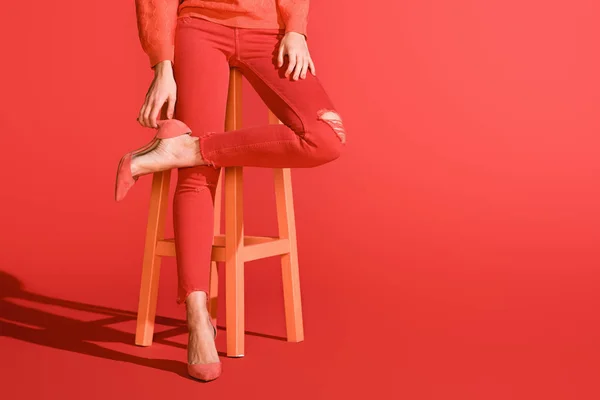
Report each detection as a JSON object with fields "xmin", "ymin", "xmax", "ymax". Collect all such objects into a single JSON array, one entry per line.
[
  {"xmin": 171, "ymin": 17, "xmax": 234, "ymax": 365},
  {"xmin": 140, "ymin": 17, "xmax": 345, "ymax": 365},
  {"xmin": 170, "ymin": 25, "xmax": 346, "ymax": 367},
  {"xmin": 195, "ymin": 28, "xmax": 347, "ymax": 169}
]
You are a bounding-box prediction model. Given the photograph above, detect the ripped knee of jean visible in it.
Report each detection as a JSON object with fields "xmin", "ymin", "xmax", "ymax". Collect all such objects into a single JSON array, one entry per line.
[{"xmin": 317, "ymin": 109, "xmax": 346, "ymax": 144}]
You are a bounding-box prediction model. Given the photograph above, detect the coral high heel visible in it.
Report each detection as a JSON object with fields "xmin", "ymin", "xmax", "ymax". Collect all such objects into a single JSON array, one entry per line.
[
  {"xmin": 114, "ymin": 119, "xmax": 192, "ymax": 202},
  {"xmin": 187, "ymin": 316, "xmax": 222, "ymax": 382}
]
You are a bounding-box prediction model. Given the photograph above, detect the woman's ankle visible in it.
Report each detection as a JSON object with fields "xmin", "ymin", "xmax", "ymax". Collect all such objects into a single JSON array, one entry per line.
[
  {"xmin": 186, "ymin": 290, "xmax": 210, "ymax": 324},
  {"xmin": 191, "ymin": 137, "xmax": 209, "ymax": 166}
]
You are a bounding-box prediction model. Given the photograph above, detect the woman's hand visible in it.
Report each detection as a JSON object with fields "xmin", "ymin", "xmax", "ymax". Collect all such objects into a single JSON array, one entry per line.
[
  {"xmin": 137, "ymin": 61, "xmax": 177, "ymax": 128},
  {"xmin": 277, "ymin": 32, "xmax": 316, "ymax": 81}
]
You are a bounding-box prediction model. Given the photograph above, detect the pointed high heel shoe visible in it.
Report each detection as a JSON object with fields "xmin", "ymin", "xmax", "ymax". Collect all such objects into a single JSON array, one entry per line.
[
  {"xmin": 114, "ymin": 119, "xmax": 192, "ymax": 202},
  {"xmin": 187, "ymin": 316, "xmax": 222, "ymax": 382}
]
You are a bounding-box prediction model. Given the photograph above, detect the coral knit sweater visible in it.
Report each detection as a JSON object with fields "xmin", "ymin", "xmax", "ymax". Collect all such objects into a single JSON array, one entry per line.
[{"xmin": 135, "ymin": 0, "xmax": 309, "ymax": 68}]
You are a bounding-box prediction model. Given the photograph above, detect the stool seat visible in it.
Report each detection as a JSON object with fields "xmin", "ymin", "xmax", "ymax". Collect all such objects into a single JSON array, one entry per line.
[{"xmin": 134, "ymin": 67, "xmax": 304, "ymax": 358}]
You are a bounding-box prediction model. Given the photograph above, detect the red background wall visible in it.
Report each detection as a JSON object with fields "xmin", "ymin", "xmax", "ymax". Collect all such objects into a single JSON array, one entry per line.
[{"xmin": 1, "ymin": 0, "xmax": 598, "ymax": 399}]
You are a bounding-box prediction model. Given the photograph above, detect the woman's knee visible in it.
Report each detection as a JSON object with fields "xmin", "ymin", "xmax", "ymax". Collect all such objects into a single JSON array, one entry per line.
[
  {"xmin": 305, "ymin": 109, "xmax": 346, "ymax": 165},
  {"xmin": 317, "ymin": 109, "xmax": 346, "ymax": 145}
]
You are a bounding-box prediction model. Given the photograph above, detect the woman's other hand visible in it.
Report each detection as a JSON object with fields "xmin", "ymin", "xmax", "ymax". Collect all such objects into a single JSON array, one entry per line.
[
  {"xmin": 137, "ymin": 61, "xmax": 177, "ymax": 128},
  {"xmin": 277, "ymin": 32, "xmax": 316, "ymax": 81}
]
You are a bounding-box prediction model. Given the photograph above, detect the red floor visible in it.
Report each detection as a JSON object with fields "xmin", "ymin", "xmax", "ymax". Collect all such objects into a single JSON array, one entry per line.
[{"xmin": 2, "ymin": 249, "xmax": 599, "ymax": 399}]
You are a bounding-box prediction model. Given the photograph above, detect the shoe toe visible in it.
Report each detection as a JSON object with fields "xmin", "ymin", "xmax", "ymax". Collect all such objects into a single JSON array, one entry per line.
[
  {"xmin": 115, "ymin": 153, "xmax": 135, "ymax": 202},
  {"xmin": 187, "ymin": 362, "xmax": 222, "ymax": 382}
]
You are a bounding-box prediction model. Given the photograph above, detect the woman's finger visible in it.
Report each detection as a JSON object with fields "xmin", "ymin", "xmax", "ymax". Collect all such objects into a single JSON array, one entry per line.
[
  {"xmin": 139, "ymin": 96, "xmax": 149, "ymax": 127},
  {"xmin": 141, "ymin": 88, "xmax": 154, "ymax": 126},
  {"xmin": 300, "ymin": 56, "xmax": 309, "ymax": 79},
  {"xmin": 142, "ymin": 97, "xmax": 156, "ymax": 128},
  {"xmin": 277, "ymin": 44, "xmax": 285, "ymax": 68},
  {"xmin": 308, "ymin": 57, "xmax": 316, "ymax": 76},
  {"xmin": 293, "ymin": 55, "xmax": 304, "ymax": 81},
  {"xmin": 285, "ymin": 52, "xmax": 297, "ymax": 78},
  {"xmin": 148, "ymin": 97, "xmax": 164, "ymax": 128},
  {"xmin": 138, "ymin": 106, "xmax": 145, "ymax": 127},
  {"xmin": 166, "ymin": 95, "xmax": 175, "ymax": 119},
  {"xmin": 139, "ymin": 106, "xmax": 148, "ymax": 127}
]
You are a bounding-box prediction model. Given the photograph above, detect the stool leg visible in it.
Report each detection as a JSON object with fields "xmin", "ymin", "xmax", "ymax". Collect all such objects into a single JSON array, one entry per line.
[
  {"xmin": 274, "ymin": 168, "xmax": 304, "ymax": 342},
  {"xmin": 225, "ymin": 166, "xmax": 245, "ymax": 357},
  {"xmin": 135, "ymin": 170, "xmax": 171, "ymax": 346},
  {"xmin": 208, "ymin": 173, "xmax": 223, "ymax": 328},
  {"xmin": 224, "ymin": 68, "xmax": 245, "ymax": 357}
]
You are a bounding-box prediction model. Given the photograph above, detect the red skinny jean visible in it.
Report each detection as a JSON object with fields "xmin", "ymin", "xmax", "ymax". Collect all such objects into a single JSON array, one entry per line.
[{"xmin": 171, "ymin": 16, "xmax": 345, "ymax": 304}]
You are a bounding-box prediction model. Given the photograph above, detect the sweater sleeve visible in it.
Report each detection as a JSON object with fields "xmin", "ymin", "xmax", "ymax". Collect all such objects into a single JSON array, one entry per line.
[
  {"xmin": 134, "ymin": 0, "xmax": 180, "ymax": 69},
  {"xmin": 277, "ymin": 0, "xmax": 309, "ymax": 37}
]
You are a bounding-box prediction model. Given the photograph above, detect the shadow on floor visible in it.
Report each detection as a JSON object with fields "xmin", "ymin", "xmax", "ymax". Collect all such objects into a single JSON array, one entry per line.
[{"xmin": 0, "ymin": 270, "xmax": 285, "ymax": 378}]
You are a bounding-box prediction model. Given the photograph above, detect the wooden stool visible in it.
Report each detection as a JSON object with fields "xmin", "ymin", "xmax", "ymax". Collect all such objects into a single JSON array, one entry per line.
[{"xmin": 134, "ymin": 67, "xmax": 304, "ymax": 357}]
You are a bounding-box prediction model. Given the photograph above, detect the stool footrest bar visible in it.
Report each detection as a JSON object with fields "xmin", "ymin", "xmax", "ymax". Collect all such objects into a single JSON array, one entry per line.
[{"xmin": 155, "ymin": 236, "xmax": 291, "ymax": 262}]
